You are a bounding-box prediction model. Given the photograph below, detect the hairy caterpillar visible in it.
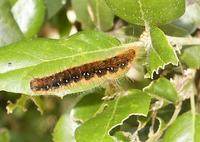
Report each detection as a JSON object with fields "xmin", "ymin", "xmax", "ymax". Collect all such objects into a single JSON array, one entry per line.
[{"xmin": 30, "ymin": 47, "xmax": 140, "ymax": 95}]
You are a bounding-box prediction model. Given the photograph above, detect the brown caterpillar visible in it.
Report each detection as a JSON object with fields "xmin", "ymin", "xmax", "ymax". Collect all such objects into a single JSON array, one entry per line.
[{"xmin": 30, "ymin": 48, "xmax": 138, "ymax": 95}]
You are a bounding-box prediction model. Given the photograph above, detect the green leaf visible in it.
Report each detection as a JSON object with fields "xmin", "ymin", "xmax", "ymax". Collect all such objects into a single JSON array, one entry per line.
[
  {"xmin": 75, "ymin": 90, "xmax": 151, "ymax": 142},
  {"xmin": 160, "ymin": 23, "xmax": 190, "ymax": 37},
  {"xmin": 146, "ymin": 27, "xmax": 179, "ymax": 78},
  {"xmin": 45, "ymin": 0, "xmax": 67, "ymax": 19},
  {"xmin": 8, "ymin": 0, "xmax": 17, "ymax": 6},
  {"xmin": 105, "ymin": 0, "xmax": 185, "ymax": 26},
  {"xmin": 162, "ymin": 111, "xmax": 200, "ymax": 142},
  {"xmin": 72, "ymin": 0, "xmax": 95, "ymax": 30},
  {"xmin": 0, "ymin": 0, "xmax": 23, "ymax": 47},
  {"xmin": 50, "ymin": 8, "xmax": 71, "ymax": 37},
  {"xmin": 144, "ymin": 77, "xmax": 178, "ymax": 103},
  {"xmin": 0, "ymin": 128, "xmax": 10, "ymax": 142},
  {"xmin": 180, "ymin": 1, "xmax": 200, "ymax": 28},
  {"xmin": 11, "ymin": 0, "xmax": 45, "ymax": 37},
  {"xmin": 53, "ymin": 114, "xmax": 76, "ymax": 142},
  {"xmin": 73, "ymin": 89, "xmax": 105, "ymax": 122},
  {"xmin": 0, "ymin": 31, "xmax": 131, "ymax": 96},
  {"xmin": 181, "ymin": 46, "xmax": 200, "ymax": 69},
  {"xmin": 72, "ymin": 0, "xmax": 114, "ymax": 31},
  {"xmin": 88, "ymin": 0, "xmax": 114, "ymax": 31},
  {"xmin": 160, "ymin": 3, "xmax": 200, "ymax": 37}
]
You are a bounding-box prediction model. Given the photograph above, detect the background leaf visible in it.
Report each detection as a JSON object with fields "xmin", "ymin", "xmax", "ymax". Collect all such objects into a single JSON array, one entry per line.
[
  {"xmin": 72, "ymin": 0, "xmax": 95, "ymax": 30},
  {"xmin": 72, "ymin": 0, "xmax": 114, "ymax": 31},
  {"xmin": 0, "ymin": 128, "xmax": 10, "ymax": 142},
  {"xmin": 162, "ymin": 111, "xmax": 200, "ymax": 142},
  {"xmin": 31, "ymin": 96, "xmax": 45, "ymax": 114},
  {"xmin": 11, "ymin": 0, "xmax": 45, "ymax": 37},
  {"xmin": 72, "ymin": 89, "xmax": 105, "ymax": 122},
  {"xmin": 0, "ymin": 0, "xmax": 23, "ymax": 47},
  {"xmin": 45, "ymin": 0, "xmax": 67, "ymax": 19},
  {"xmin": 173, "ymin": 2, "xmax": 200, "ymax": 34},
  {"xmin": 53, "ymin": 114, "xmax": 76, "ymax": 142},
  {"xmin": 75, "ymin": 90, "xmax": 151, "ymax": 142},
  {"xmin": 144, "ymin": 77, "xmax": 178, "ymax": 103},
  {"xmin": 49, "ymin": 8, "xmax": 71, "ymax": 37},
  {"xmin": 160, "ymin": 2, "xmax": 200, "ymax": 36},
  {"xmin": 181, "ymin": 46, "xmax": 200, "ymax": 69},
  {"xmin": 105, "ymin": 0, "xmax": 185, "ymax": 26},
  {"xmin": 8, "ymin": 0, "xmax": 17, "ymax": 5},
  {"xmin": 88, "ymin": 0, "xmax": 114, "ymax": 31}
]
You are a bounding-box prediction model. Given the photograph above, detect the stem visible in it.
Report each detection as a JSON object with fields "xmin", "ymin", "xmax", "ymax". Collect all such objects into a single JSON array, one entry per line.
[
  {"xmin": 195, "ymin": 70, "xmax": 200, "ymax": 113},
  {"xmin": 112, "ymin": 34, "xmax": 200, "ymax": 48},
  {"xmin": 190, "ymin": 86, "xmax": 196, "ymax": 140},
  {"xmin": 190, "ymin": 86, "xmax": 196, "ymax": 116},
  {"xmin": 147, "ymin": 101, "xmax": 182, "ymax": 142},
  {"xmin": 95, "ymin": 0, "xmax": 100, "ymax": 30},
  {"xmin": 165, "ymin": 101, "xmax": 182, "ymax": 128},
  {"xmin": 167, "ymin": 36, "xmax": 200, "ymax": 48},
  {"xmin": 123, "ymin": 41, "xmax": 145, "ymax": 48}
]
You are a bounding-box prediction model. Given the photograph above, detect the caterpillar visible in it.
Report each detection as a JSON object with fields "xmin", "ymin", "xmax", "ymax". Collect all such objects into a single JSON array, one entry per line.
[{"xmin": 30, "ymin": 47, "xmax": 140, "ymax": 95}]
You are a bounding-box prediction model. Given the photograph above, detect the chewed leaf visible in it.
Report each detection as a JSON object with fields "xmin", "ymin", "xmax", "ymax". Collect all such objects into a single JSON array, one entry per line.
[
  {"xmin": 146, "ymin": 27, "xmax": 179, "ymax": 78},
  {"xmin": 6, "ymin": 95, "xmax": 44, "ymax": 114},
  {"xmin": 75, "ymin": 90, "xmax": 151, "ymax": 142},
  {"xmin": 6, "ymin": 95, "xmax": 29, "ymax": 114}
]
